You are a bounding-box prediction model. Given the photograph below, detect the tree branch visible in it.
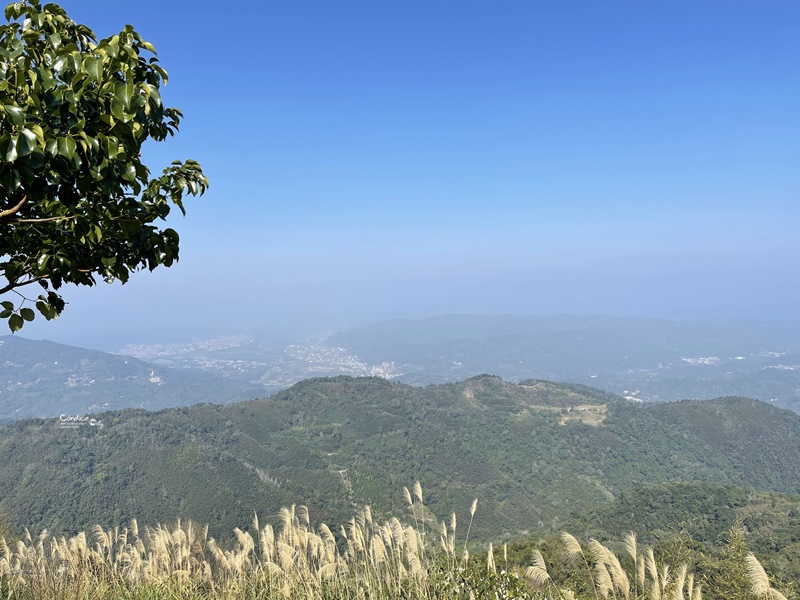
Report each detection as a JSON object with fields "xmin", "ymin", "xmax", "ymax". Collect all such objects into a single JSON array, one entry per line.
[
  {"xmin": 0, "ymin": 196, "xmax": 29, "ymax": 222},
  {"xmin": 15, "ymin": 216, "xmax": 77, "ymax": 223},
  {"xmin": 0, "ymin": 275, "xmax": 49, "ymax": 295}
]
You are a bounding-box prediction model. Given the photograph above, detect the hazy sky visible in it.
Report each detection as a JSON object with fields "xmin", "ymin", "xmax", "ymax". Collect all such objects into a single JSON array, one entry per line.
[{"xmin": 15, "ymin": 0, "xmax": 800, "ymax": 349}]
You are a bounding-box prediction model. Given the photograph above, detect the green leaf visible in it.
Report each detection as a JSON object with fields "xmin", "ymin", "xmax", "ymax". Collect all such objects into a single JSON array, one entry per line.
[
  {"xmin": 37, "ymin": 67, "xmax": 55, "ymax": 90},
  {"xmin": 0, "ymin": 309, "xmax": 11, "ymax": 319},
  {"xmin": 3, "ymin": 103, "xmax": 24, "ymax": 127},
  {"xmin": 47, "ymin": 32, "xmax": 62, "ymax": 49},
  {"xmin": 52, "ymin": 55, "xmax": 68, "ymax": 76},
  {"xmin": 146, "ymin": 84, "xmax": 161, "ymax": 106},
  {"xmin": 0, "ymin": 301, "xmax": 13, "ymax": 311},
  {"xmin": 18, "ymin": 128, "xmax": 37, "ymax": 157},
  {"xmin": 114, "ymin": 81, "xmax": 130, "ymax": 108},
  {"xmin": 98, "ymin": 114, "xmax": 116, "ymax": 128},
  {"xmin": 36, "ymin": 298, "xmax": 58, "ymax": 320},
  {"xmin": 102, "ymin": 135, "xmax": 119, "ymax": 159},
  {"xmin": 110, "ymin": 99, "xmax": 126, "ymax": 122},
  {"xmin": 29, "ymin": 124, "xmax": 44, "ymax": 144},
  {"xmin": 78, "ymin": 131, "xmax": 100, "ymax": 157},
  {"xmin": 83, "ymin": 56, "xmax": 101, "ymax": 82},
  {"xmin": 121, "ymin": 162, "xmax": 136, "ymax": 182},
  {"xmin": 8, "ymin": 313, "xmax": 23, "ymax": 333},
  {"xmin": 3, "ymin": 3, "xmax": 17, "ymax": 20},
  {"xmin": 106, "ymin": 36, "xmax": 120, "ymax": 58},
  {"xmin": 57, "ymin": 136, "xmax": 76, "ymax": 159},
  {"xmin": 20, "ymin": 307, "xmax": 35, "ymax": 322},
  {"xmin": 5, "ymin": 135, "xmax": 18, "ymax": 162}
]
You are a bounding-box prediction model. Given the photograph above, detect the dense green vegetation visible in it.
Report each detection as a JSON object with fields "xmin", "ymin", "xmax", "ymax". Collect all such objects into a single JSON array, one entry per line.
[
  {"xmin": 1, "ymin": 376, "xmax": 800, "ymax": 548},
  {"xmin": 548, "ymin": 482, "xmax": 800, "ymax": 592}
]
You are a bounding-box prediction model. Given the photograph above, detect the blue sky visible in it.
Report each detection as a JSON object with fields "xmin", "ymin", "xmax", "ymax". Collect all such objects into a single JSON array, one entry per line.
[{"xmin": 16, "ymin": 0, "xmax": 800, "ymax": 348}]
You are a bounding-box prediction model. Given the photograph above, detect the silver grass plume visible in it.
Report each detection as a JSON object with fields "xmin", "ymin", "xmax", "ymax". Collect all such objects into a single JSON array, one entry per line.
[
  {"xmin": 637, "ymin": 553, "xmax": 646, "ymax": 589},
  {"xmin": 462, "ymin": 498, "xmax": 478, "ymax": 560},
  {"xmin": 660, "ymin": 563, "xmax": 671, "ymax": 597},
  {"xmin": 623, "ymin": 532, "xmax": 637, "ymax": 563},
  {"xmin": 646, "ymin": 548, "xmax": 661, "ymax": 600},
  {"xmin": 595, "ymin": 562, "xmax": 613, "ymax": 599},
  {"xmin": 607, "ymin": 550, "xmax": 630, "ymax": 599},
  {"xmin": 412, "ymin": 481, "xmax": 423, "ymax": 505},
  {"xmin": 671, "ymin": 563, "xmax": 687, "ymax": 600},
  {"xmin": 746, "ymin": 554, "xmax": 788, "ymax": 600},
  {"xmin": 561, "ymin": 532, "xmax": 599, "ymax": 600},
  {"xmin": 525, "ymin": 549, "xmax": 552, "ymax": 589},
  {"xmin": 747, "ymin": 554, "xmax": 770, "ymax": 599}
]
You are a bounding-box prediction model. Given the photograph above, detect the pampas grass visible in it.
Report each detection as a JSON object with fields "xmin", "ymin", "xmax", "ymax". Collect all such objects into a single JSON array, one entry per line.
[
  {"xmin": 746, "ymin": 553, "xmax": 788, "ymax": 600},
  {"xmin": 0, "ymin": 485, "xmax": 789, "ymax": 600}
]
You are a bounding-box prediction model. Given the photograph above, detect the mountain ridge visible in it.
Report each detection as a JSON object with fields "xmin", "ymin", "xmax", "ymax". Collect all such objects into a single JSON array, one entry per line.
[{"xmin": 1, "ymin": 375, "xmax": 798, "ymax": 545}]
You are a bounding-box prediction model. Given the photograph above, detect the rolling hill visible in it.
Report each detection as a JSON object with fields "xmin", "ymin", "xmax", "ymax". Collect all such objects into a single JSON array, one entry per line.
[{"xmin": 1, "ymin": 376, "xmax": 798, "ymax": 545}]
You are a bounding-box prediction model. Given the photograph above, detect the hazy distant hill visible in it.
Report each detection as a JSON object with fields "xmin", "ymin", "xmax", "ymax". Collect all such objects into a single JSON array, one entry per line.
[
  {"xmin": 328, "ymin": 315, "xmax": 800, "ymax": 411},
  {"xmin": 1, "ymin": 375, "xmax": 799, "ymax": 543},
  {"xmin": 0, "ymin": 336, "xmax": 257, "ymax": 420}
]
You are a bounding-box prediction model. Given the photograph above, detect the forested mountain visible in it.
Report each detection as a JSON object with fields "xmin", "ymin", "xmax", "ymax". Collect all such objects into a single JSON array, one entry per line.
[
  {"xmin": 1, "ymin": 376, "xmax": 798, "ymax": 546},
  {"xmin": 0, "ymin": 335, "xmax": 256, "ymax": 420}
]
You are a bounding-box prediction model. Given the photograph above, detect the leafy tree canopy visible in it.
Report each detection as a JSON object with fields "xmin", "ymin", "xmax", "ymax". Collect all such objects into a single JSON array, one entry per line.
[{"xmin": 0, "ymin": 0, "xmax": 207, "ymax": 331}]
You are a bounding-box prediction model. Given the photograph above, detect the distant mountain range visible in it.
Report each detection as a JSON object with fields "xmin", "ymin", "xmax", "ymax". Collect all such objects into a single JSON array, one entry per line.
[
  {"xmin": 1, "ymin": 375, "xmax": 799, "ymax": 545},
  {"xmin": 4, "ymin": 314, "xmax": 800, "ymax": 420},
  {"xmin": 0, "ymin": 335, "xmax": 257, "ymax": 420},
  {"xmin": 328, "ymin": 315, "xmax": 800, "ymax": 412}
]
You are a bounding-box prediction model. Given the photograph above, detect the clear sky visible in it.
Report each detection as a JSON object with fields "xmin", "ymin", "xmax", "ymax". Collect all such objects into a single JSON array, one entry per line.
[{"xmin": 16, "ymin": 0, "xmax": 800, "ymax": 349}]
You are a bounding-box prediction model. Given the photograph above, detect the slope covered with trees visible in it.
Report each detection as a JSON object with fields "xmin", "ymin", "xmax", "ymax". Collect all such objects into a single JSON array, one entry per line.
[{"xmin": 1, "ymin": 376, "xmax": 799, "ymax": 547}]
